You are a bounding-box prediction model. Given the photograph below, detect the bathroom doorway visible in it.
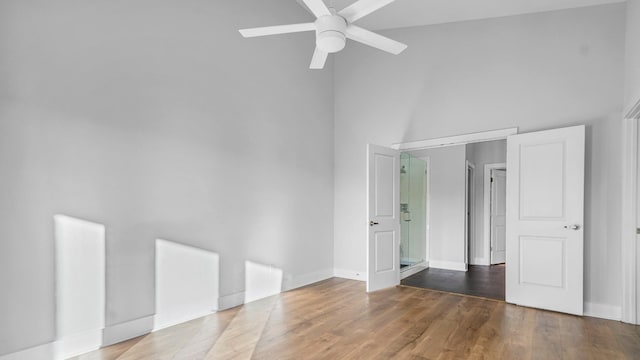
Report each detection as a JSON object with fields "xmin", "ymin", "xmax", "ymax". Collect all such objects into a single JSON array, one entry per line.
[{"xmin": 399, "ymin": 152, "xmax": 429, "ymax": 279}]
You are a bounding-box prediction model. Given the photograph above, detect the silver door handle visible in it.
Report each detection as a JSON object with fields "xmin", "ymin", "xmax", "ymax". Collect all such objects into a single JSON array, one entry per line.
[
  {"xmin": 564, "ymin": 224, "xmax": 581, "ymax": 230},
  {"xmin": 369, "ymin": 221, "xmax": 379, "ymax": 226}
]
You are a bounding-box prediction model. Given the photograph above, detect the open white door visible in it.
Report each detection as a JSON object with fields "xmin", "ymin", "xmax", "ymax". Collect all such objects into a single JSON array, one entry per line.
[
  {"xmin": 367, "ymin": 144, "xmax": 400, "ymax": 292},
  {"xmin": 490, "ymin": 169, "xmax": 506, "ymax": 264},
  {"xmin": 506, "ymin": 125, "xmax": 585, "ymax": 315}
]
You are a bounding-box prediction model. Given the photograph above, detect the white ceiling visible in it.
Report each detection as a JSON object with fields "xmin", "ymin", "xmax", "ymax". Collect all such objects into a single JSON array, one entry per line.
[{"xmin": 307, "ymin": 0, "xmax": 625, "ymax": 30}]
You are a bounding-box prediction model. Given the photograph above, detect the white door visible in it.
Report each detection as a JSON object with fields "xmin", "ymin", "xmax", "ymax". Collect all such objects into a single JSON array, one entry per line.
[
  {"xmin": 490, "ymin": 169, "xmax": 506, "ymax": 264},
  {"xmin": 367, "ymin": 144, "xmax": 400, "ymax": 292},
  {"xmin": 506, "ymin": 125, "xmax": 585, "ymax": 315}
]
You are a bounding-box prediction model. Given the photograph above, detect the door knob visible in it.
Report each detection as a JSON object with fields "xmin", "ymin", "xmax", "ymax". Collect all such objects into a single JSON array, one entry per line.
[
  {"xmin": 564, "ymin": 224, "xmax": 581, "ymax": 230},
  {"xmin": 369, "ymin": 221, "xmax": 379, "ymax": 226}
]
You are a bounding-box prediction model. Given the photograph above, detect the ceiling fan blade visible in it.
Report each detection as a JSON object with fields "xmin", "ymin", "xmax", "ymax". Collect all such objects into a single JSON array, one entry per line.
[
  {"xmin": 345, "ymin": 25, "xmax": 407, "ymax": 55},
  {"xmin": 239, "ymin": 23, "xmax": 316, "ymax": 38},
  {"xmin": 339, "ymin": 0, "xmax": 395, "ymax": 23},
  {"xmin": 310, "ymin": 48, "xmax": 329, "ymax": 69},
  {"xmin": 300, "ymin": 0, "xmax": 331, "ymax": 18}
]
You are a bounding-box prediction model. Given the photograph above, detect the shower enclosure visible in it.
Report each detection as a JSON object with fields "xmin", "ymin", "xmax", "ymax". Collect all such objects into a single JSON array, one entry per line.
[{"xmin": 400, "ymin": 152, "xmax": 427, "ymax": 272}]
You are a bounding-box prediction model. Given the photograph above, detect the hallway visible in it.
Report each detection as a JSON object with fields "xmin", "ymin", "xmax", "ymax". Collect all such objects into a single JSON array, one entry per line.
[{"xmin": 401, "ymin": 265, "xmax": 505, "ymax": 301}]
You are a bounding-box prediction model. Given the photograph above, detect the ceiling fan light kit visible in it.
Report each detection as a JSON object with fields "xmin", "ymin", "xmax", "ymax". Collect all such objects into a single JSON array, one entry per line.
[
  {"xmin": 239, "ymin": 0, "xmax": 408, "ymax": 69},
  {"xmin": 316, "ymin": 14, "xmax": 347, "ymax": 53}
]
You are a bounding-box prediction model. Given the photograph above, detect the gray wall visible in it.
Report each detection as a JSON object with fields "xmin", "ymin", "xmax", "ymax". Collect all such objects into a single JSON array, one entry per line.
[
  {"xmin": 624, "ymin": 0, "xmax": 640, "ymax": 111},
  {"xmin": 465, "ymin": 140, "xmax": 507, "ymax": 265},
  {"xmin": 334, "ymin": 4, "xmax": 625, "ymax": 309},
  {"xmin": 0, "ymin": 0, "xmax": 334, "ymax": 355},
  {"xmin": 413, "ymin": 146, "xmax": 466, "ymax": 267},
  {"xmin": 626, "ymin": 0, "xmax": 640, "ymax": 113}
]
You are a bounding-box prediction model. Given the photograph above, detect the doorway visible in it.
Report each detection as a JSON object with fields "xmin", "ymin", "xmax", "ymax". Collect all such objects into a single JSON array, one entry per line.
[
  {"xmin": 400, "ymin": 140, "xmax": 507, "ymax": 301},
  {"xmin": 399, "ymin": 152, "xmax": 428, "ymax": 279},
  {"xmin": 368, "ymin": 126, "xmax": 585, "ymax": 316}
]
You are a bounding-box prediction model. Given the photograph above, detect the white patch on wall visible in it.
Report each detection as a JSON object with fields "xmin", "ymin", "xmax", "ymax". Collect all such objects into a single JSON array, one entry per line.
[
  {"xmin": 154, "ymin": 239, "xmax": 219, "ymax": 331},
  {"xmin": 54, "ymin": 215, "xmax": 106, "ymax": 359},
  {"xmin": 244, "ymin": 261, "xmax": 283, "ymax": 303}
]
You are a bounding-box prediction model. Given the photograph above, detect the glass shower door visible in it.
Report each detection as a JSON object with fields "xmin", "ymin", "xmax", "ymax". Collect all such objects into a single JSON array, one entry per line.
[{"xmin": 400, "ymin": 152, "xmax": 427, "ymax": 270}]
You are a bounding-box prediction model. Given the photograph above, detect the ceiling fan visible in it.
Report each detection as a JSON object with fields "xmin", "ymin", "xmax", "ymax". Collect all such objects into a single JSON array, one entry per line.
[{"xmin": 239, "ymin": 0, "xmax": 407, "ymax": 69}]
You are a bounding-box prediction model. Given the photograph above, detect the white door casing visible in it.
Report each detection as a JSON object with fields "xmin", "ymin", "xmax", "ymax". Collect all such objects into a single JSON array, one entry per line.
[
  {"xmin": 465, "ymin": 162, "xmax": 475, "ymax": 266},
  {"xmin": 367, "ymin": 144, "xmax": 401, "ymax": 292},
  {"xmin": 482, "ymin": 163, "xmax": 506, "ymax": 266},
  {"xmin": 506, "ymin": 125, "xmax": 585, "ymax": 316},
  {"xmin": 621, "ymin": 112, "xmax": 639, "ymax": 324},
  {"xmin": 637, "ymin": 120, "xmax": 640, "ymax": 323},
  {"xmin": 490, "ymin": 169, "xmax": 507, "ymax": 264}
]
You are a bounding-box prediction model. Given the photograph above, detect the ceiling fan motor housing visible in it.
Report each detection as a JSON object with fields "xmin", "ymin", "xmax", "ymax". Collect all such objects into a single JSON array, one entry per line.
[{"xmin": 315, "ymin": 15, "xmax": 347, "ymax": 53}]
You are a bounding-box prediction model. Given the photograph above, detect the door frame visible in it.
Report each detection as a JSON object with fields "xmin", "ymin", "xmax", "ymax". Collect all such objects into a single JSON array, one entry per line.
[
  {"xmin": 622, "ymin": 99, "xmax": 640, "ymax": 324},
  {"xmin": 424, "ymin": 157, "xmax": 431, "ymax": 268},
  {"xmin": 391, "ymin": 128, "xmax": 517, "ymax": 272},
  {"xmin": 392, "ymin": 128, "xmax": 518, "ymax": 151},
  {"xmin": 483, "ymin": 163, "xmax": 507, "ymax": 266},
  {"xmin": 465, "ymin": 161, "xmax": 476, "ymax": 266}
]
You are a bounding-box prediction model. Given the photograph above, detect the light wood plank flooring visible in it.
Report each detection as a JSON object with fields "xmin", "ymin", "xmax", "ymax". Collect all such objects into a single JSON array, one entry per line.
[{"xmin": 73, "ymin": 278, "xmax": 640, "ymax": 359}]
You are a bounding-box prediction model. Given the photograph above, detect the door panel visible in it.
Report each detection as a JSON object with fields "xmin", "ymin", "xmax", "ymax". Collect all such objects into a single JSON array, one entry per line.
[
  {"xmin": 374, "ymin": 154, "xmax": 395, "ymax": 217},
  {"xmin": 519, "ymin": 143, "xmax": 565, "ymax": 219},
  {"xmin": 519, "ymin": 236, "xmax": 564, "ymax": 287},
  {"xmin": 375, "ymin": 231, "xmax": 396, "ymax": 272},
  {"xmin": 367, "ymin": 144, "xmax": 400, "ymax": 292},
  {"xmin": 506, "ymin": 125, "xmax": 585, "ymax": 316}
]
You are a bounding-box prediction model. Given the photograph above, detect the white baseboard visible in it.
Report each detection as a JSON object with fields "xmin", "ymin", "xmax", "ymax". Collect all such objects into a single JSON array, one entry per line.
[
  {"xmin": 584, "ymin": 302, "xmax": 622, "ymax": 321},
  {"xmin": 0, "ymin": 328, "xmax": 104, "ymax": 360},
  {"xmin": 0, "ymin": 343, "xmax": 55, "ymax": 360},
  {"xmin": 55, "ymin": 329, "xmax": 103, "ymax": 359},
  {"xmin": 333, "ymin": 268, "xmax": 366, "ymax": 281},
  {"xmin": 153, "ymin": 310, "xmax": 216, "ymax": 332},
  {"xmin": 401, "ymin": 263, "xmax": 428, "ymax": 279},
  {"xmin": 282, "ymin": 268, "xmax": 333, "ymax": 291},
  {"xmin": 102, "ymin": 315, "xmax": 154, "ymax": 347},
  {"xmin": 471, "ymin": 257, "xmax": 489, "ymax": 266},
  {"xmin": 218, "ymin": 292, "xmax": 245, "ymax": 311},
  {"xmin": 218, "ymin": 268, "xmax": 334, "ymax": 308},
  {"xmin": 429, "ymin": 260, "xmax": 467, "ymax": 272}
]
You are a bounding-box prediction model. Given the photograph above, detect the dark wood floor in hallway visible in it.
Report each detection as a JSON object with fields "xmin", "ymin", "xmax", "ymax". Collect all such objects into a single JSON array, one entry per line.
[
  {"xmin": 401, "ymin": 265, "xmax": 505, "ymax": 300},
  {"xmin": 74, "ymin": 278, "xmax": 639, "ymax": 360}
]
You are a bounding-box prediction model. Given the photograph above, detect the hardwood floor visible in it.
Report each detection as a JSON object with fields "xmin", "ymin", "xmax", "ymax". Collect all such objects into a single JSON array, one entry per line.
[
  {"xmin": 74, "ymin": 278, "xmax": 640, "ymax": 360},
  {"xmin": 401, "ymin": 265, "xmax": 505, "ymax": 301}
]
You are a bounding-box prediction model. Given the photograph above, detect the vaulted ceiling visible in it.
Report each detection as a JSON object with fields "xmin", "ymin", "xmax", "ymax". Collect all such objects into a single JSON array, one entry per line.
[{"xmin": 298, "ymin": 0, "xmax": 625, "ymax": 29}]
